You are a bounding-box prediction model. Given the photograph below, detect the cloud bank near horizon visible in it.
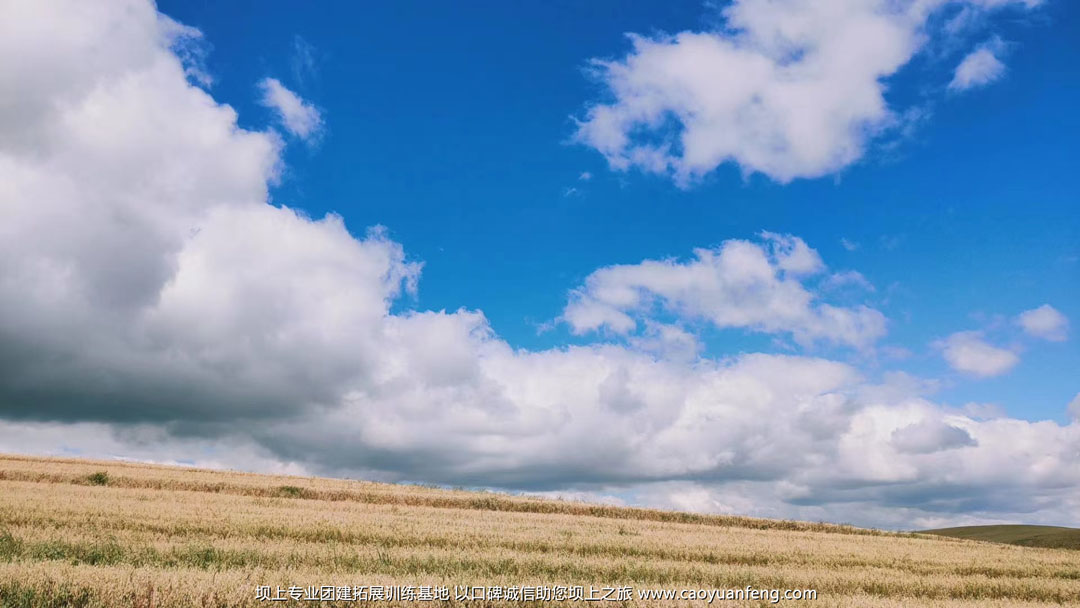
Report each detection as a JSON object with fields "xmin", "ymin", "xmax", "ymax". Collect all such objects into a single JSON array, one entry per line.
[{"xmin": 0, "ymin": 0, "xmax": 1076, "ymax": 530}]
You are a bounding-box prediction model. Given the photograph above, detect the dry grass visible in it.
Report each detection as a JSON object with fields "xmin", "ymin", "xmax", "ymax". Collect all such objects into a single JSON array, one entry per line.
[{"xmin": 0, "ymin": 454, "xmax": 1077, "ymax": 607}]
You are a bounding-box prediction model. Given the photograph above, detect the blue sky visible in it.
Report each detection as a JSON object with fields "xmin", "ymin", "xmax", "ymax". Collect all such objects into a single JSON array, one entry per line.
[
  {"xmin": 2, "ymin": 0, "xmax": 1078, "ymax": 528},
  {"xmin": 160, "ymin": 0, "xmax": 1078, "ymax": 422}
]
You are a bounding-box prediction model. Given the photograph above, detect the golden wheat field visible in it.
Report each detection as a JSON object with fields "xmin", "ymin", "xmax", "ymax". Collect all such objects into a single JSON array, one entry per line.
[{"xmin": 0, "ymin": 454, "xmax": 1077, "ymax": 608}]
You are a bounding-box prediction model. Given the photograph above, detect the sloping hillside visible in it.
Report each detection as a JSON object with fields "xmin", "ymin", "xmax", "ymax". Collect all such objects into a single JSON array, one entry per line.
[
  {"xmin": 1, "ymin": 454, "xmax": 1078, "ymax": 607},
  {"xmin": 924, "ymin": 525, "xmax": 1080, "ymax": 550}
]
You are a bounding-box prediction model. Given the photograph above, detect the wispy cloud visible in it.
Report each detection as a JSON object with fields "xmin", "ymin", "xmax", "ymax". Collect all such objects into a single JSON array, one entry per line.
[
  {"xmin": 290, "ymin": 35, "xmax": 318, "ymax": 86},
  {"xmin": 257, "ymin": 77, "xmax": 323, "ymax": 141},
  {"xmin": 950, "ymin": 41, "xmax": 1006, "ymax": 92}
]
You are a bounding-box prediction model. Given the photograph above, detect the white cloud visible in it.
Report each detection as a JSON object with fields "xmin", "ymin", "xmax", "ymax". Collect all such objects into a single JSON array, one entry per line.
[
  {"xmin": 760, "ymin": 231, "xmax": 824, "ymax": 275},
  {"xmin": 1068, "ymin": 393, "xmax": 1080, "ymax": 422},
  {"xmin": 1017, "ymin": 304, "xmax": 1069, "ymax": 341},
  {"xmin": 160, "ymin": 14, "xmax": 213, "ymax": 88},
  {"xmin": 563, "ymin": 234, "xmax": 885, "ymax": 349},
  {"xmin": 1, "ymin": 0, "xmax": 1078, "ymax": 530},
  {"xmin": 949, "ymin": 43, "xmax": 1006, "ymax": 91},
  {"xmin": 257, "ymin": 77, "xmax": 323, "ymax": 141},
  {"xmin": 936, "ymin": 331, "xmax": 1019, "ymax": 377},
  {"xmin": 822, "ymin": 270, "xmax": 875, "ymax": 292},
  {"xmin": 627, "ymin": 321, "xmax": 702, "ymax": 363},
  {"xmin": 575, "ymin": 0, "xmax": 1038, "ymax": 184}
]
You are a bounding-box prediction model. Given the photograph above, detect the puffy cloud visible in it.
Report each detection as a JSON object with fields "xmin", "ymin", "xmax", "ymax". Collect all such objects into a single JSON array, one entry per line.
[
  {"xmin": 1069, "ymin": 394, "xmax": 1080, "ymax": 422},
  {"xmin": 575, "ymin": 0, "xmax": 1038, "ymax": 184},
  {"xmin": 936, "ymin": 331, "xmax": 1019, "ymax": 377},
  {"xmin": 1, "ymin": 0, "xmax": 1077, "ymax": 530},
  {"xmin": 1017, "ymin": 304, "xmax": 1069, "ymax": 342},
  {"xmin": 563, "ymin": 234, "xmax": 885, "ymax": 349},
  {"xmin": 0, "ymin": 0, "xmax": 405, "ymax": 428},
  {"xmin": 949, "ymin": 43, "xmax": 1006, "ymax": 91},
  {"xmin": 257, "ymin": 77, "xmax": 323, "ymax": 141}
]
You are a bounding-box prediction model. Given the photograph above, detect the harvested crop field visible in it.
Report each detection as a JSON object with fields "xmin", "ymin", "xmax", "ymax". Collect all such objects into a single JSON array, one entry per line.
[{"xmin": 0, "ymin": 454, "xmax": 1077, "ymax": 607}]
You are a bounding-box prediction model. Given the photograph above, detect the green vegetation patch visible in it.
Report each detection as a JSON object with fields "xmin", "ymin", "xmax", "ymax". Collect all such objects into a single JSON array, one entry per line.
[
  {"xmin": 274, "ymin": 485, "xmax": 308, "ymax": 499},
  {"xmin": 0, "ymin": 581, "xmax": 99, "ymax": 608},
  {"xmin": 84, "ymin": 472, "xmax": 109, "ymax": 487},
  {"xmin": 924, "ymin": 525, "xmax": 1080, "ymax": 550}
]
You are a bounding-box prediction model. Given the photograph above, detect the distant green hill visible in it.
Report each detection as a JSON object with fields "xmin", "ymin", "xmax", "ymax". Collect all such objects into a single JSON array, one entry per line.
[{"xmin": 923, "ymin": 525, "xmax": 1080, "ymax": 550}]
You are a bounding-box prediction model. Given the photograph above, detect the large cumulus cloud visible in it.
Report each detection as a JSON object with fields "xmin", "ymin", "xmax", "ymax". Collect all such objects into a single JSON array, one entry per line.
[{"xmin": 0, "ymin": 0, "xmax": 1076, "ymax": 530}]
